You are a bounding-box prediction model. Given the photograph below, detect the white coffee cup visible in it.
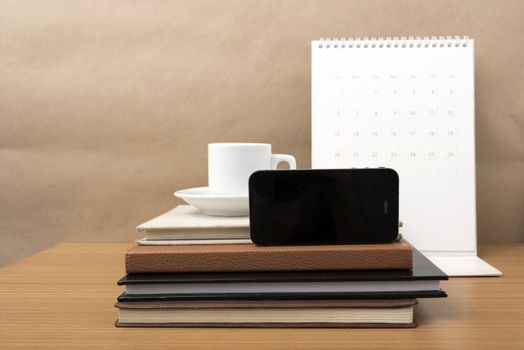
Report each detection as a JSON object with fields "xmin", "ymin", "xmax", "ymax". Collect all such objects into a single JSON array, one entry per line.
[{"xmin": 208, "ymin": 143, "xmax": 296, "ymax": 195}]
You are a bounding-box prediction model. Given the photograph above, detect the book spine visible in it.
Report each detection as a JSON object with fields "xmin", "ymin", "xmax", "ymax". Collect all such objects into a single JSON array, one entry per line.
[{"xmin": 125, "ymin": 247, "xmax": 412, "ymax": 273}]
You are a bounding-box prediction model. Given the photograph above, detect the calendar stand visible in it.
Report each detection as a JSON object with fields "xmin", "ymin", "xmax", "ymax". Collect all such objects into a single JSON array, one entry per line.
[
  {"xmin": 311, "ymin": 37, "xmax": 502, "ymax": 277},
  {"xmin": 399, "ymin": 223, "xmax": 502, "ymax": 276},
  {"xmin": 425, "ymin": 254, "xmax": 502, "ymax": 277}
]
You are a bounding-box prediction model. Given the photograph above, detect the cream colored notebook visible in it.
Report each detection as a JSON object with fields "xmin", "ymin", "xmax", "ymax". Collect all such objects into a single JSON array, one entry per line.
[
  {"xmin": 137, "ymin": 205, "xmax": 250, "ymax": 240},
  {"xmin": 136, "ymin": 238, "xmax": 252, "ymax": 246},
  {"xmin": 116, "ymin": 300, "xmax": 417, "ymax": 327},
  {"xmin": 118, "ymin": 306, "xmax": 414, "ymax": 324}
]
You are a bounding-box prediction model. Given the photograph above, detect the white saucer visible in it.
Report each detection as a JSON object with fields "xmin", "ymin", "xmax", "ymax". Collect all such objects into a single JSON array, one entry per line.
[{"xmin": 174, "ymin": 187, "xmax": 249, "ymax": 217}]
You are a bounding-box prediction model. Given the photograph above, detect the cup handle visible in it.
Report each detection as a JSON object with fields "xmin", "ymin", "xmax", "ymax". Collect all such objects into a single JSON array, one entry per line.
[{"xmin": 271, "ymin": 154, "xmax": 296, "ymax": 170}]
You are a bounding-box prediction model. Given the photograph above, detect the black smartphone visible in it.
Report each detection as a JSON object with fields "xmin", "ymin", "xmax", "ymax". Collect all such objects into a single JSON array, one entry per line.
[{"xmin": 249, "ymin": 168, "xmax": 399, "ymax": 245}]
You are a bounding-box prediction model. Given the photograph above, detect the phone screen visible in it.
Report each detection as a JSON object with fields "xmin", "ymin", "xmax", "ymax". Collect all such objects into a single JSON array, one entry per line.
[{"xmin": 248, "ymin": 168, "xmax": 399, "ymax": 245}]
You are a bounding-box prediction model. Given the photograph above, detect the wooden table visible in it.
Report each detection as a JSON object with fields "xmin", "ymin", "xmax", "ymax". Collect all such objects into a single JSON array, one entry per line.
[{"xmin": 0, "ymin": 243, "xmax": 523, "ymax": 349}]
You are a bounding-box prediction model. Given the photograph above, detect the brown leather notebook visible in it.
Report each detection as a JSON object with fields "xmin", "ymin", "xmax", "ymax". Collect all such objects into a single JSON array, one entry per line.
[
  {"xmin": 125, "ymin": 241, "xmax": 412, "ymax": 273},
  {"xmin": 115, "ymin": 299, "xmax": 418, "ymax": 328}
]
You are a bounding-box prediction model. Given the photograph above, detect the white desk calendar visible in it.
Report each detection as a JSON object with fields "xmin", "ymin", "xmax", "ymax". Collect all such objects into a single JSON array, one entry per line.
[{"xmin": 311, "ymin": 36, "xmax": 501, "ymax": 276}]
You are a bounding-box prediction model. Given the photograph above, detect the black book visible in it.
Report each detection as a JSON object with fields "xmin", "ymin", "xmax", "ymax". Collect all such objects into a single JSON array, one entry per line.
[{"xmin": 117, "ymin": 248, "xmax": 447, "ymax": 301}]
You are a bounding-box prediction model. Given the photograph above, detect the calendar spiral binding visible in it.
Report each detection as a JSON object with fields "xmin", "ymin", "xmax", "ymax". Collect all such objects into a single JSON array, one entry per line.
[{"xmin": 316, "ymin": 36, "xmax": 471, "ymax": 49}]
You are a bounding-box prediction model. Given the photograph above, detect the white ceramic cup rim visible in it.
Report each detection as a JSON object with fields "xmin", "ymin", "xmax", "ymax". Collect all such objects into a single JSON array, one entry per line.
[{"xmin": 208, "ymin": 143, "xmax": 270, "ymax": 147}]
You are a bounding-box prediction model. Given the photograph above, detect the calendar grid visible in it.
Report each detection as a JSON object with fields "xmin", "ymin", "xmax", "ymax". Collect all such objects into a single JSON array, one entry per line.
[{"xmin": 312, "ymin": 37, "xmax": 476, "ymax": 253}]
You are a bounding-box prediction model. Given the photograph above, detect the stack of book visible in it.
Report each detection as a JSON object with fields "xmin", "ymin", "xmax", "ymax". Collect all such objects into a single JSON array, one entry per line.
[{"xmin": 115, "ymin": 205, "xmax": 447, "ymax": 328}]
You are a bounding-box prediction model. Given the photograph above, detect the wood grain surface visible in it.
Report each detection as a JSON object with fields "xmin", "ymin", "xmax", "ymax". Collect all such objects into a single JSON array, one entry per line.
[{"xmin": 0, "ymin": 243, "xmax": 523, "ymax": 349}]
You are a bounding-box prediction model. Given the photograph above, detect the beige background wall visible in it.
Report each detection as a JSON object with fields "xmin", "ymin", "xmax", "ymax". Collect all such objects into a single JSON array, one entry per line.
[{"xmin": 1, "ymin": 0, "xmax": 523, "ymax": 266}]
